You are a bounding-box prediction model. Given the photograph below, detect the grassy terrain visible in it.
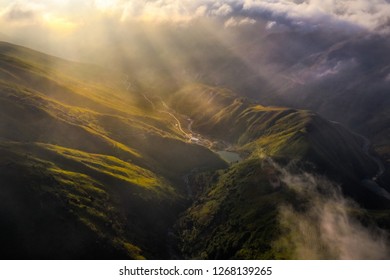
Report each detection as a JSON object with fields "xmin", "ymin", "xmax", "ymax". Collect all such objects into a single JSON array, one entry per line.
[
  {"xmin": 0, "ymin": 42, "xmax": 226, "ymax": 259},
  {"xmin": 0, "ymin": 142, "xmax": 144, "ymax": 259},
  {"xmin": 173, "ymin": 84, "xmax": 390, "ymax": 259},
  {"xmin": 177, "ymin": 159, "xmax": 290, "ymax": 259},
  {"xmin": 1, "ymin": 41, "xmax": 388, "ymax": 260},
  {"xmin": 170, "ymin": 84, "xmax": 378, "ymax": 185}
]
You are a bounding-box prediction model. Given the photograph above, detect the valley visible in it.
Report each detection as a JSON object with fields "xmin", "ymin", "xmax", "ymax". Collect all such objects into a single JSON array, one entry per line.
[
  {"xmin": 0, "ymin": 39, "xmax": 389, "ymax": 260},
  {"xmin": 0, "ymin": 41, "xmax": 227, "ymax": 259}
]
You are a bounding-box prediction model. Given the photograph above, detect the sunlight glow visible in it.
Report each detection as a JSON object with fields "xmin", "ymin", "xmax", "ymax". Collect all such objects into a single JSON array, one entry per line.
[
  {"xmin": 43, "ymin": 13, "xmax": 78, "ymax": 33},
  {"xmin": 94, "ymin": 0, "xmax": 120, "ymax": 11}
]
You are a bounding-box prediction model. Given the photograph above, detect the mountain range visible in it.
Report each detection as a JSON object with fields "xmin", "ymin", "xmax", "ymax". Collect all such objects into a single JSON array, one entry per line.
[{"xmin": 0, "ymin": 36, "xmax": 389, "ymax": 259}]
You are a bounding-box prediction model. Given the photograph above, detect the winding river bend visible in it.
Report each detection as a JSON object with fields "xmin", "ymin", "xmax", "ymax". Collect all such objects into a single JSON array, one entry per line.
[
  {"xmin": 359, "ymin": 137, "xmax": 390, "ymax": 200},
  {"xmin": 361, "ymin": 136, "xmax": 385, "ymax": 181},
  {"xmin": 330, "ymin": 120, "xmax": 385, "ymax": 181}
]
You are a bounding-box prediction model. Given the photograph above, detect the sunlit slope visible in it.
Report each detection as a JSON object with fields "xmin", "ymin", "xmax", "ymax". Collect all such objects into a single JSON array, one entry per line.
[
  {"xmin": 0, "ymin": 41, "xmax": 225, "ymax": 177},
  {"xmin": 171, "ymin": 85, "xmax": 375, "ymax": 175},
  {"xmin": 177, "ymin": 159, "xmax": 290, "ymax": 259},
  {"xmin": 0, "ymin": 142, "xmax": 148, "ymax": 259},
  {"xmin": 177, "ymin": 154, "xmax": 390, "ymax": 260},
  {"xmin": 173, "ymin": 86, "xmax": 390, "ymax": 259},
  {"xmin": 258, "ymin": 35, "xmax": 390, "ymax": 171},
  {"xmin": 170, "ymin": 85, "xmax": 381, "ymax": 201},
  {"xmin": 0, "ymin": 42, "xmax": 226, "ymax": 259}
]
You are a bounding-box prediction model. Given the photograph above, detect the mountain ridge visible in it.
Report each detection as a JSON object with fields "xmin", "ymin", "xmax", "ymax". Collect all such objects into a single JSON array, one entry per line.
[{"xmin": 1, "ymin": 41, "xmax": 389, "ymax": 259}]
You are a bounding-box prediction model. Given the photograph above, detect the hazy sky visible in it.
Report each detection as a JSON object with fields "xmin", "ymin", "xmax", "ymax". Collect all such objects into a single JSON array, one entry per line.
[
  {"xmin": 1, "ymin": 0, "xmax": 390, "ymax": 31},
  {"xmin": 0, "ymin": 1, "xmax": 389, "ymax": 59}
]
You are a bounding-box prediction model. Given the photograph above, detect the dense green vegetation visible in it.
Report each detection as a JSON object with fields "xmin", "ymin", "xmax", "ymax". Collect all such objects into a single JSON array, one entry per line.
[{"xmin": 177, "ymin": 159, "xmax": 289, "ymax": 259}]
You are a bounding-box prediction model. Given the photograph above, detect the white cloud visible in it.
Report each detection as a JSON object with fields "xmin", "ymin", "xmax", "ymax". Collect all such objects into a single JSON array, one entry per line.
[
  {"xmin": 112, "ymin": 1, "xmax": 236, "ymax": 23},
  {"xmin": 113, "ymin": 0, "xmax": 390, "ymax": 33},
  {"xmin": 213, "ymin": 3, "xmax": 233, "ymax": 16},
  {"xmin": 225, "ymin": 16, "xmax": 256, "ymax": 27},
  {"xmin": 2, "ymin": 1, "xmax": 87, "ymax": 34},
  {"xmin": 271, "ymin": 160, "xmax": 390, "ymax": 259},
  {"xmin": 94, "ymin": 0, "xmax": 121, "ymax": 11},
  {"xmin": 195, "ymin": 5, "xmax": 208, "ymax": 17},
  {"xmin": 1, "ymin": 0, "xmax": 389, "ymax": 58},
  {"xmin": 2, "ymin": 1, "xmax": 389, "ymax": 31},
  {"xmin": 243, "ymin": 0, "xmax": 390, "ymax": 32},
  {"xmin": 266, "ymin": 20, "xmax": 277, "ymax": 29}
]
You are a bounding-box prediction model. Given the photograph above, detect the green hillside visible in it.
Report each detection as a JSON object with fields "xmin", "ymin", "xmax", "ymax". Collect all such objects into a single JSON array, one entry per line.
[
  {"xmin": 170, "ymin": 85, "xmax": 378, "ymax": 185},
  {"xmin": 1, "ymin": 41, "xmax": 389, "ymax": 260},
  {"xmin": 171, "ymin": 85, "xmax": 390, "ymax": 259},
  {"xmin": 0, "ymin": 41, "xmax": 226, "ymax": 259}
]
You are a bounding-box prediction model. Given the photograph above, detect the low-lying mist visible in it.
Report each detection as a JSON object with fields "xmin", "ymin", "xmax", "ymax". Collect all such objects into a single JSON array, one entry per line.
[{"xmin": 271, "ymin": 160, "xmax": 390, "ymax": 259}]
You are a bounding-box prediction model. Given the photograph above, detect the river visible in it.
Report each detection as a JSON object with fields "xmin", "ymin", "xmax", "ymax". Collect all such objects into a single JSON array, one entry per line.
[{"xmin": 216, "ymin": 150, "xmax": 242, "ymax": 164}]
